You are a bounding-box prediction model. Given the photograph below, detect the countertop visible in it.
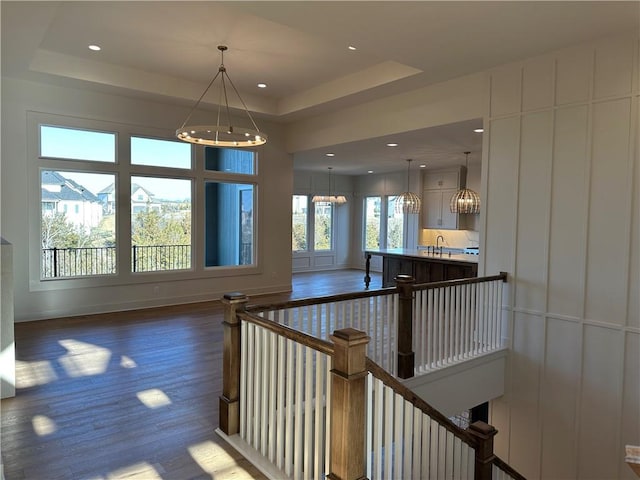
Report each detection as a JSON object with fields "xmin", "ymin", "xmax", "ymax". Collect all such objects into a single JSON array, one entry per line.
[{"xmin": 364, "ymin": 248, "xmax": 479, "ymax": 264}]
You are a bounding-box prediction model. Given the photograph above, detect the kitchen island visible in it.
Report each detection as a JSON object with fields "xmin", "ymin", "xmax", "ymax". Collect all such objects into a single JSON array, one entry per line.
[{"xmin": 364, "ymin": 248, "xmax": 478, "ymax": 288}]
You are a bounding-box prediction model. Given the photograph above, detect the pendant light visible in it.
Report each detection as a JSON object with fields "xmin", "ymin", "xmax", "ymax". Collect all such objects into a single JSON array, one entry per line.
[
  {"xmin": 312, "ymin": 167, "xmax": 347, "ymax": 204},
  {"xmin": 176, "ymin": 45, "xmax": 267, "ymax": 148},
  {"xmin": 450, "ymin": 151, "xmax": 480, "ymax": 214},
  {"xmin": 395, "ymin": 159, "xmax": 421, "ymax": 214}
]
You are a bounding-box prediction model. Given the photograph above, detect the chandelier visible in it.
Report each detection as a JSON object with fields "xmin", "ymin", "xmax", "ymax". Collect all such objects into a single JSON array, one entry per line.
[
  {"xmin": 176, "ymin": 45, "xmax": 267, "ymax": 148},
  {"xmin": 312, "ymin": 167, "xmax": 347, "ymax": 204},
  {"xmin": 450, "ymin": 151, "xmax": 480, "ymax": 214},
  {"xmin": 395, "ymin": 159, "xmax": 421, "ymax": 214}
]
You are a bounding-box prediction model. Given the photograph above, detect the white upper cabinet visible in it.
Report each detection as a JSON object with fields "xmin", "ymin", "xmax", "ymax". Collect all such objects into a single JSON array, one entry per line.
[{"xmin": 422, "ymin": 167, "xmax": 467, "ymax": 230}]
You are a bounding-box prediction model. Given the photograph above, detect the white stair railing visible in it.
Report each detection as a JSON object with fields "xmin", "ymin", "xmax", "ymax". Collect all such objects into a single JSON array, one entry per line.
[
  {"xmin": 240, "ymin": 319, "xmax": 332, "ymax": 480},
  {"xmin": 366, "ymin": 373, "xmax": 476, "ymax": 479},
  {"xmin": 255, "ymin": 291, "xmax": 399, "ymax": 375},
  {"xmin": 413, "ymin": 275, "xmax": 506, "ymax": 374},
  {"xmin": 219, "ymin": 289, "xmax": 526, "ymax": 480}
]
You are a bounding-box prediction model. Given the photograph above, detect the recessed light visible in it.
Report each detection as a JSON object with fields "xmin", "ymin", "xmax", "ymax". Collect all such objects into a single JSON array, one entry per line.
[
  {"xmin": 325, "ymin": 153, "xmax": 335, "ymax": 157},
  {"xmin": 257, "ymin": 83, "xmax": 267, "ymax": 88},
  {"xmin": 386, "ymin": 143, "xmax": 398, "ymax": 147},
  {"xmin": 420, "ymin": 164, "xmax": 426, "ymax": 168},
  {"xmin": 474, "ymin": 128, "xmax": 484, "ymax": 133},
  {"xmin": 88, "ymin": 44, "xmax": 101, "ymax": 51},
  {"xmin": 367, "ymin": 170, "xmax": 373, "ymax": 174},
  {"xmin": 348, "ymin": 45, "xmax": 357, "ymax": 51}
]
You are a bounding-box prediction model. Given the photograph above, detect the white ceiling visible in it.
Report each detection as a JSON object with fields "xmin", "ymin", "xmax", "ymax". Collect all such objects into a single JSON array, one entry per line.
[{"xmin": 2, "ymin": 1, "xmax": 638, "ymax": 174}]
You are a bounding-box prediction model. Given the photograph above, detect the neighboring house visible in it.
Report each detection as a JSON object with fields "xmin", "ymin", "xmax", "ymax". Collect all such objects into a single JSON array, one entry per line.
[
  {"xmin": 130, "ymin": 183, "xmax": 161, "ymax": 214},
  {"xmin": 96, "ymin": 183, "xmax": 115, "ymax": 214},
  {"xmin": 41, "ymin": 171, "xmax": 103, "ymax": 232},
  {"xmin": 98, "ymin": 183, "xmax": 161, "ymax": 215}
]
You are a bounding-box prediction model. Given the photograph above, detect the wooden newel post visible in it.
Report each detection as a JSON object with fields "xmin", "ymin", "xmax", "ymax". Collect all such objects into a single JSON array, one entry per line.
[
  {"xmin": 395, "ymin": 274, "xmax": 415, "ymax": 379},
  {"xmin": 219, "ymin": 292, "xmax": 248, "ymax": 436},
  {"xmin": 468, "ymin": 421, "xmax": 498, "ymax": 480},
  {"xmin": 328, "ymin": 328, "xmax": 370, "ymax": 480}
]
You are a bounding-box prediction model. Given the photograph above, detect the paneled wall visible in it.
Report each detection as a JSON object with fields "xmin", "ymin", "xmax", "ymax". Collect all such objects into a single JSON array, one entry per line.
[{"xmin": 482, "ymin": 32, "xmax": 639, "ymax": 479}]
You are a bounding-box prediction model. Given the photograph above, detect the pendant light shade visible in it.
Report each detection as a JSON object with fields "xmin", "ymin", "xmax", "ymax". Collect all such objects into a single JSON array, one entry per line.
[
  {"xmin": 450, "ymin": 152, "xmax": 480, "ymax": 214},
  {"xmin": 312, "ymin": 167, "xmax": 347, "ymax": 204},
  {"xmin": 395, "ymin": 159, "xmax": 421, "ymax": 214},
  {"xmin": 176, "ymin": 45, "xmax": 267, "ymax": 148}
]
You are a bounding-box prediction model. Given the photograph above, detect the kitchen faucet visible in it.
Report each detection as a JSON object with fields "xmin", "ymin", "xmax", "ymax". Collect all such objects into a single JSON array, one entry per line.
[{"xmin": 436, "ymin": 235, "xmax": 445, "ymax": 253}]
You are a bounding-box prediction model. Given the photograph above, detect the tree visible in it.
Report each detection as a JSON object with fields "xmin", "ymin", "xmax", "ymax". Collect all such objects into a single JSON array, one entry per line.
[
  {"xmin": 314, "ymin": 213, "xmax": 332, "ymax": 250},
  {"xmin": 365, "ymin": 219, "xmax": 380, "ymax": 249},
  {"xmin": 292, "ymin": 222, "xmax": 307, "ymax": 251},
  {"xmin": 131, "ymin": 209, "xmax": 192, "ymax": 271},
  {"xmin": 41, "ymin": 212, "xmax": 88, "ymax": 249},
  {"xmin": 387, "ymin": 217, "xmax": 403, "ymax": 248}
]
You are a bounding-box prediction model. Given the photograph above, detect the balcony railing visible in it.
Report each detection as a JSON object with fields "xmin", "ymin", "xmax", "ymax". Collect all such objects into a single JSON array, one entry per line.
[{"xmin": 41, "ymin": 245, "xmax": 191, "ymax": 278}]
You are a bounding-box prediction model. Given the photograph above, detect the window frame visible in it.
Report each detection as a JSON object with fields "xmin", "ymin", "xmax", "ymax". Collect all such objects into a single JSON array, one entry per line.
[
  {"xmin": 291, "ymin": 194, "xmax": 336, "ymax": 254},
  {"xmin": 363, "ymin": 194, "xmax": 404, "ymax": 251},
  {"xmin": 28, "ymin": 111, "xmax": 263, "ymax": 292}
]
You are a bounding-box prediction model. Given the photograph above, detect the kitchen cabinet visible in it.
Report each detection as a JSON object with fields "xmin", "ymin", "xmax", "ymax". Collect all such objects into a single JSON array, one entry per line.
[
  {"xmin": 423, "ymin": 188, "xmax": 459, "ymax": 229},
  {"xmin": 383, "ymin": 255, "xmax": 477, "ymax": 287},
  {"xmin": 365, "ymin": 248, "xmax": 478, "ymax": 288},
  {"xmin": 422, "ymin": 167, "xmax": 467, "ymax": 230}
]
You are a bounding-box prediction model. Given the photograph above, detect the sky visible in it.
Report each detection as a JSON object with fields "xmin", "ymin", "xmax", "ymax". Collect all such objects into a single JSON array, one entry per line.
[{"xmin": 41, "ymin": 125, "xmax": 192, "ymax": 201}]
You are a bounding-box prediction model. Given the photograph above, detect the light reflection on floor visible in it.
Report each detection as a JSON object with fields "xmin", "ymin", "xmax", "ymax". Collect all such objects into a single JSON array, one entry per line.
[
  {"xmin": 136, "ymin": 388, "xmax": 172, "ymax": 409},
  {"xmin": 188, "ymin": 440, "xmax": 256, "ymax": 478},
  {"xmin": 57, "ymin": 339, "xmax": 112, "ymax": 377},
  {"xmin": 31, "ymin": 414, "xmax": 57, "ymax": 436},
  {"xmin": 15, "ymin": 359, "xmax": 58, "ymax": 388}
]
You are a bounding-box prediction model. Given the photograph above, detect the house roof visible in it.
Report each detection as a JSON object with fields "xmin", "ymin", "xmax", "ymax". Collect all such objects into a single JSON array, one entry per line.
[{"xmin": 41, "ymin": 171, "xmax": 101, "ymax": 203}]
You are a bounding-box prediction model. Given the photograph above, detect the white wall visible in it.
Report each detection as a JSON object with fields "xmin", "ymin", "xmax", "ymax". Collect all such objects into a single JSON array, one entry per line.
[
  {"xmin": 482, "ymin": 31, "xmax": 639, "ymax": 479},
  {"xmin": 1, "ymin": 78, "xmax": 293, "ymax": 321},
  {"xmin": 285, "ymin": 72, "xmax": 485, "ymax": 152},
  {"xmin": 1, "ymin": 238, "xmax": 15, "ymax": 398}
]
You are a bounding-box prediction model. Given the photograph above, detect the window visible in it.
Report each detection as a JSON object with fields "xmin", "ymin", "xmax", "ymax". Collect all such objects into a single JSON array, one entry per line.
[
  {"xmin": 364, "ymin": 196, "xmax": 381, "ymax": 249},
  {"xmin": 205, "ymin": 146, "xmax": 255, "ymax": 174},
  {"xmin": 40, "ymin": 170, "xmax": 116, "ymax": 278},
  {"xmin": 34, "ymin": 116, "xmax": 259, "ymax": 283},
  {"xmin": 314, "ymin": 201, "xmax": 333, "ymax": 251},
  {"xmin": 292, "ymin": 195, "xmax": 336, "ymax": 253},
  {"xmin": 131, "ymin": 136, "xmax": 191, "ymax": 169},
  {"xmin": 131, "ymin": 176, "xmax": 192, "ymax": 272},
  {"xmin": 40, "ymin": 125, "xmax": 116, "ymax": 162},
  {"xmin": 363, "ymin": 195, "xmax": 403, "ymax": 250},
  {"xmin": 292, "ymin": 195, "xmax": 308, "ymax": 251},
  {"xmin": 205, "ymin": 182, "xmax": 254, "ymax": 267},
  {"xmin": 386, "ymin": 196, "xmax": 404, "ymax": 248}
]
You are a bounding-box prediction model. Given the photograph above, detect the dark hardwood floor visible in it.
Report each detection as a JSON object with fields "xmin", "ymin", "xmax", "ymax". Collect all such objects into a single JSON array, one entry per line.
[{"xmin": 1, "ymin": 269, "xmax": 380, "ymax": 480}]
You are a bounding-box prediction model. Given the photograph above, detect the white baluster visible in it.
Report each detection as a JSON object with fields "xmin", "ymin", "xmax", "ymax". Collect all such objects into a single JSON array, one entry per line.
[
  {"xmin": 240, "ymin": 321, "xmax": 247, "ymax": 439},
  {"xmin": 246, "ymin": 322, "xmax": 255, "ymax": 444},
  {"xmin": 285, "ymin": 338, "xmax": 294, "ymax": 477},
  {"xmin": 384, "ymin": 386, "xmax": 394, "ymax": 480},
  {"xmin": 437, "ymin": 425, "xmax": 447, "ymax": 479},
  {"xmin": 314, "ymin": 352, "xmax": 325, "ymax": 479},
  {"xmin": 373, "ymin": 378, "xmax": 383, "ymax": 480},
  {"xmin": 430, "ymin": 418, "xmax": 439, "ymax": 477},
  {"xmin": 294, "ymin": 343, "xmax": 303, "ymax": 480},
  {"xmin": 304, "ymin": 347, "xmax": 313, "ymax": 479},
  {"xmin": 393, "ymin": 393, "xmax": 404, "ymax": 478},
  {"xmin": 324, "ymin": 356, "xmax": 332, "ymax": 476},
  {"xmin": 276, "ymin": 335, "xmax": 285, "ymax": 469},
  {"xmin": 403, "ymin": 399, "xmax": 413, "ymax": 478}
]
